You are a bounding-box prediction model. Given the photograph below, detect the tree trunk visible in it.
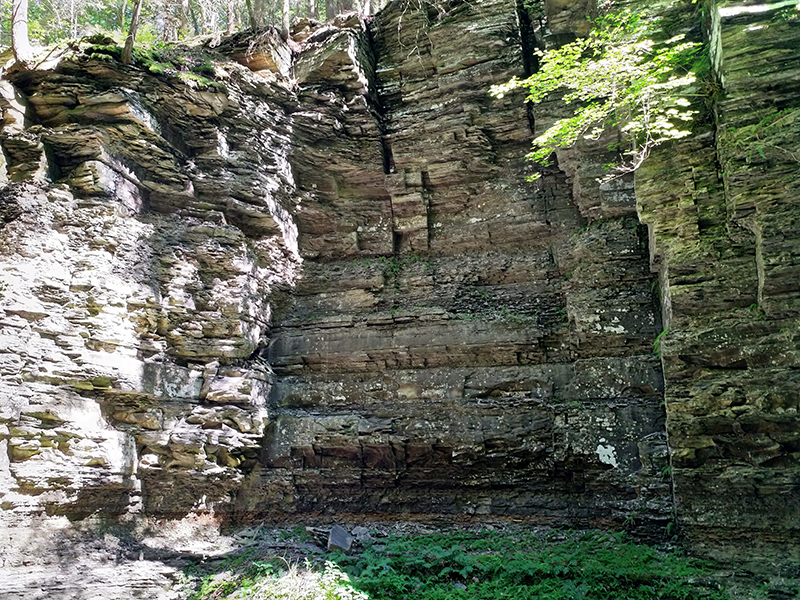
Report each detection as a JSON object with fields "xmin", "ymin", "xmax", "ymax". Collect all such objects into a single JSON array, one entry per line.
[
  {"xmin": 180, "ymin": 0, "xmax": 190, "ymax": 37},
  {"xmin": 226, "ymin": 0, "xmax": 236, "ymax": 34},
  {"xmin": 121, "ymin": 0, "xmax": 143, "ymax": 64},
  {"xmin": 189, "ymin": 0, "xmax": 201, "ymax": 34},
  {"xmin": 196, "ymin": 0, "xmax": 206, "ymax": 33},
  {"xmin": 308, "ymin": 0, "xmax": 316, "ymax": 19},
  {"xmin": 334, "ymin": 0, "xmax": 352, "ymax": 16},
  {"xmin": 11, "ymin": 0, "xmax": 32, "ymax": 62},
  {"xmin": 117, "ymin": 0, "xmax": 127, "ymax": 29},
  {"xmin": 362, "ymin": 0, "xmax": 370, "ymax": 15},
  {"xmin": 281, "ymin": 0, "xmax": 290, "ymax": 38}
]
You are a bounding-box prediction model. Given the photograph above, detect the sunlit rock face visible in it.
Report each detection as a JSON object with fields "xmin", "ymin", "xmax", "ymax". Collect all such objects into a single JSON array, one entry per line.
[
  {"xmin": 0, "ymin": 49, "xmax": 301, "ymax": 525},
  {"xmin": 0, "ymin": 0, "xmax": 797, "ymax": 596},
  {"xmin": 0, "ymin": 1, "xmax": 670, "ymax": 539},
  {"xmin": 0, "ymin": 38, "xmax": 302, "ymax": 593}
]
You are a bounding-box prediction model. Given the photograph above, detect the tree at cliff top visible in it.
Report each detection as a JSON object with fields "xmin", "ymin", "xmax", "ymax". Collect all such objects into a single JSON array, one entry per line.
[
  {"xmin": 120, "ymin": 0, "xmax": 142, "ymax": 63},
  {"xmin": 0, "ymin": 0, "xmax": 389, "ymax": 48},
  {"xmin": 491, "ymin": 10, "xmax": 700, "ymax": 181},
  {"xmin": 11, "ymin": 0, "xmax": 33, "ymax": 61}
]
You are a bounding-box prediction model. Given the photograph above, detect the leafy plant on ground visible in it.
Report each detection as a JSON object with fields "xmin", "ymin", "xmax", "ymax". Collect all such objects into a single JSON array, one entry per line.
[
  {"xmin": 334, "ymin": 531, "xmax": 730, "ymax": 600},
  {"xmin": 190, "ymin": 558, "xmax": 366, "ymax": 600},
  {"xmin": 185, "ymin": 529, "xmax": 731, "ymax": 600},
  {"xmin": 490, "ymin": 10, "xmax": 701, "ymax": 180}
]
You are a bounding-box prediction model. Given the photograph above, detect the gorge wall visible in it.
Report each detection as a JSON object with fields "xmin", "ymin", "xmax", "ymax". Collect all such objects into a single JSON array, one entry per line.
[
  {"xmin": 637, "ymin": 0, "xmax": 800, "ymax": 569},
  {"xmin": 0, "ymin": 0, "xmax": 797, "ymax": 596}
]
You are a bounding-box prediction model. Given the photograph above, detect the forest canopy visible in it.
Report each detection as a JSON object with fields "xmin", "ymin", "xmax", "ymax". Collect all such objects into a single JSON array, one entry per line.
[{"xmin": 0, "ymin": 0, "xmax": 386, "ymax": 49}]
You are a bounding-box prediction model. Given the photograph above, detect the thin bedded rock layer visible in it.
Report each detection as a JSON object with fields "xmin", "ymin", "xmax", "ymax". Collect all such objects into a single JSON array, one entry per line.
[{"xmin": 0, "ymin": 39, "xmax": 302, "ymax": 598}]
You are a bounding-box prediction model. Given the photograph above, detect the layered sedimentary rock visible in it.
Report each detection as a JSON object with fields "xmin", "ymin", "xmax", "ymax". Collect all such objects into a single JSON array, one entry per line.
[
  {"xmin": 240, "ymin": 0, "xmax": 670, "ymax": 528},
  {"xmin": 0, "ymin": 0, "xmax": 797, "ymax": 596},
  {"xmin": 0, "ymin": 0, "xmax": 670, "ymax": 537},
  {"xmin": 0, "ymin": 34, "xmax": 302, "ymax": 596},
  {"xmin": 636, "ymin": 0, "xmax": 800, "ymax": 571}
]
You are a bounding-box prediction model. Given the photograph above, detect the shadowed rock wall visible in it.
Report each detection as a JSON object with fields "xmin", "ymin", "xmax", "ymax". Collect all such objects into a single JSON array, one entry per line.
[{"xmin": 241, "ymin": 0, "xmax": 671, "ymax": 529}]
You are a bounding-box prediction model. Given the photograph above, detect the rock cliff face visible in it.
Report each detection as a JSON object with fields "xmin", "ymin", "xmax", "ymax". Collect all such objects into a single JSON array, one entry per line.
[
  {"xmin": 243, "ymin": 0, "xmax": 670, "ymax": 529},
  {"xmin": 0, "ymin": 0, "xmax": 797, "ymax": 596},
  {"xmin": 637, "ymin": 0, "xmax": 800, "ymax": 571}
]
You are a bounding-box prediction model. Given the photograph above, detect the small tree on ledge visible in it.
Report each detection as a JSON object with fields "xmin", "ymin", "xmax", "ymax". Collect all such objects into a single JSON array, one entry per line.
[{"xmin": 491, "ymin": 11, "xmax": 700, "ymax": 181}]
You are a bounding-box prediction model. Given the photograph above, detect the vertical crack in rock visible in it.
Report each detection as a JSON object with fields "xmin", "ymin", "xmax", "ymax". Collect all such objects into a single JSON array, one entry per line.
[{"xmin": 514, "ymin": 0, "xmax": 543, "ymax": 134}]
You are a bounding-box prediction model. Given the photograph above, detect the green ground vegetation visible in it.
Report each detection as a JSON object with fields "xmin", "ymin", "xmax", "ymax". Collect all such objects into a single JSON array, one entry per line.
[{"xmin": 185, "ymin": 529, "xmax": 732, "ymax": 600}]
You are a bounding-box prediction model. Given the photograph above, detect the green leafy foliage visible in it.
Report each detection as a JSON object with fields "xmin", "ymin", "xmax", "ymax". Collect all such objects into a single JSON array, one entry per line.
[
  {"xmin": 334, "ymin": 531, "xmax": 729, "ymax": 600},
  {"xmin": 653, "ymin": 327, "xmax": 669, "ymax": 356},
  {"xmin": 490, "ymin": 10, "xmax": 700, "ymax": 180},
  {"xmin": 184, "ymin": 529, "xmax": 731, "ymax": 600},
  {"xmin": 2, "ymin": 0, "xmax": 389, "ymax": 51},
  {"xmin": 190, "ymin": 559, "xmax": 367, "ymax": 600}
]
